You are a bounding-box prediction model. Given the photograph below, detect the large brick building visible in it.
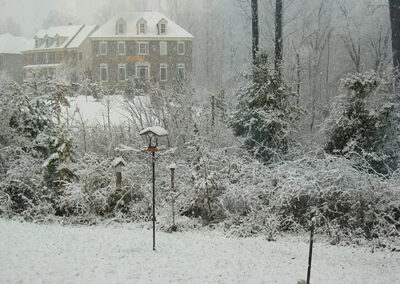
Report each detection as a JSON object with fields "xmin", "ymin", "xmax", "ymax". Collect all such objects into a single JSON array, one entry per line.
[{"xmin": 89, "ymin": 12, "xmax": 194, "ymax": 87}]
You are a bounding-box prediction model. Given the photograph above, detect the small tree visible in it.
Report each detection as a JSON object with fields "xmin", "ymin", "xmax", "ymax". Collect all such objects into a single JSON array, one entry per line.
[
  {"xmin": 231, "ymin": 50, "xmax": 301, "ymax": 163},
  {"xmin": 324, "ymin": 71, "xmax": 395, "ymax": 174}
]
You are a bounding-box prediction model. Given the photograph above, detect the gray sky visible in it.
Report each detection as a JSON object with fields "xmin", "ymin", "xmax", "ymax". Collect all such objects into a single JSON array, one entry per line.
[{"xmin": 0, "ymin": 0, "xmax": 137, "ymax": 37}]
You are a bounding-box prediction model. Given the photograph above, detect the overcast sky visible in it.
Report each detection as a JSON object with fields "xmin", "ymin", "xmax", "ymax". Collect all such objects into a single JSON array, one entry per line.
[{"xmin": 0, "ymin": 0, "xmax": 148, "ymax": 37}]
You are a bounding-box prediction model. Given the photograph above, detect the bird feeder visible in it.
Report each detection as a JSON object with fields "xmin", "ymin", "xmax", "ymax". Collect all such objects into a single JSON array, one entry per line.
[
  {"xmin": 140, "ymin": 126, "xmax": 168, "ymax": 251},
  {"xmin": 112, "ymin": 157, "xmax": 126, "ymax": 189},
  {"xmin": 139, "ymin": 126, "xmax": 168, "ymax": 152}
]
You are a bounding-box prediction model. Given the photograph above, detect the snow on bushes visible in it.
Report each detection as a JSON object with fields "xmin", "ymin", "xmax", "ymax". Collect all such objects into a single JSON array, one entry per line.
[{"xmin": 0, "ymin": 75, "xmax": 399, "ymax": 248}]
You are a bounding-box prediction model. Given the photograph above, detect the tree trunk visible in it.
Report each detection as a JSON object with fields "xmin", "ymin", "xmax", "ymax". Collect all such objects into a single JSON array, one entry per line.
[
  {"xmin": 275, "ymin": 0, "xmax": 283, "ymax": 72},
  {"xmin": 252, "ymin": 0, "xmax": 259, "ymax": 63},
  {"xmin": 389, "ymin": 0, "xmax": 400, "ymax": 81}
]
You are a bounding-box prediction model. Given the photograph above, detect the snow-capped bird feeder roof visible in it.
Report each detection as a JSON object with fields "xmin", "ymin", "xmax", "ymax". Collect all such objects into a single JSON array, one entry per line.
[
  {"xmin": 168, "ymin": 163, "xmax": 177, "ymax": 170},
  {"xmin": 112, "ymin": 157, "xmax": 127, "ymax": 168},
  {"xmin": 139, "ymin": 126, "xmax": 168, "ymax": 137},
  {"xmin": 140, "ymin": 126, "xmax": 168, "ymax": 151}
]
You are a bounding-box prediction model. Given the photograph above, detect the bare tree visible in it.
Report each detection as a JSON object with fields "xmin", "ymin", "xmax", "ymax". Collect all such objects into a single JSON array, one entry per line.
[
  {"xmin": 252, "ymin": 0, "xmax": 259, "ymax": 63},
  {"xmin": 275, "ymin": 0, "xmax": 283, "ymax": 71},
  {"xmin": 389, "ymin": 0, "xmax": 400, "ymax": 80}
]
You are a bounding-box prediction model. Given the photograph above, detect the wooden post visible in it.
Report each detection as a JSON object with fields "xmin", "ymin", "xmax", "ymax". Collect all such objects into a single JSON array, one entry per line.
[
  {"xmin": 169, "ymin": 163, "xmax": 177, "ymax": 229},
  {"xmin": 116, "ymin": 166, "xmax": 122, "ymax": 189},
  {"xmin": 171, "ymin": 167, "xmax": 175, "ymax": 191}
]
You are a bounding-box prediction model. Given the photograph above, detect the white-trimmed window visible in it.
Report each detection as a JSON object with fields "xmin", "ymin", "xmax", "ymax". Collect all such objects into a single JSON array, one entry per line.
[
  {"xmin": 136, "ymin": 63, "xmax": 149, "ymax": 80},
  {"xmin": 137, "ymin": 42, "xmax": 149, "ymax": 55},
  {"xmin": 118, "ymin": 41, "xmax": 126, "ymax": 55},
  {"xmin": 177, "ymin": 41, "xmax": 185, "ymax": 55},
  {"xmin": 140, "ymin": 23, "xmax": 145, "ymax": 34},
  {"xmin": 177, "ymin": 63, "xmax": 185, "ymax": 79},
  {"xmin": 118, "ymin": 64, "xmax": 126, "ymax": 81},
  {"xmin": 79, "ymin": 52, "xmax": 83, "ymax": 61},
  {"xmin": 160, "ymin": 64, "xmax": 168, "ymax": 81},
  {"xmin": 100, "ymin": 41, "xmax": 107, "ymax": 55},
  {"xmin": 116, "ymin": 18, "xmax": 126, "ymax": 35},
  {"xmin": 160, "ymin": 41, "xmax": 167, "ymax": 56},
  {"xmin": 160, "ymin": 23, "xmax": 166, "ymax": 34},
  {"xmin": 137, "ymin": 18, "xmax": 147, "ymax": 35},
  {"xmin": 100, "ymin": 64, "xmax": 108, "ymax": 82}
]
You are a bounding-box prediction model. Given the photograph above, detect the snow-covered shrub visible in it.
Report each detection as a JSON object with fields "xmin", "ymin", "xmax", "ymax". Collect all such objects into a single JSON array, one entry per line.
[
  {"xmin": 0, "ymin": 77, "xmax": 59, "ymax": 220},
  {"xmin": 57, "ymin": 151, "xmax": 155, "ymax": 223},
  {"xmin": 59, "ymin": 153, "xmax": 117, "ymax": 218},
  {"xmin": 324, "ymin": 71, "xmax": 395, "ymax": 174},
  {"xmin": 267, "ymin": 154, "xmax": 400, "ymax": 244},
  {"xmin": 0, "ymin": 146, "xmax": 55, "ymax": 220}
]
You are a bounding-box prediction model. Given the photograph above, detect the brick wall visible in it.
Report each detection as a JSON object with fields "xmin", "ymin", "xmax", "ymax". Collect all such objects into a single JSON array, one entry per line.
[{"xmin": 91, "ymin": 39, "xmax": 193, "ymax": 88}]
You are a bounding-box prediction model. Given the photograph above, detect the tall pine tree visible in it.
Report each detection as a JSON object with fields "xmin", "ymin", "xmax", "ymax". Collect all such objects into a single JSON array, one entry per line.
[{"xmin": 231, "ymin": 50, "xmax": 300, "ymax": 163}]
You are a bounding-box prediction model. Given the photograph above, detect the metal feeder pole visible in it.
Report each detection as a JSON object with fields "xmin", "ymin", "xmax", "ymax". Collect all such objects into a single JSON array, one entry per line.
[
  {"xmin": 307, "ymin": 217, "xmax": 316, "ymax": 284},
  {"xmin": 152, "ymin": 151, "xmax": 156, "ymax": 251}
]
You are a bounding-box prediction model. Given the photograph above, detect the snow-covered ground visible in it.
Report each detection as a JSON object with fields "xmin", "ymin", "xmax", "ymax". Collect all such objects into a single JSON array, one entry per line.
[
  {"xmin": 63, "ymin": 95, "xmax": 150, "ymax": 127},
  {"xmin": 1, "ymin": 218, "xmax": 399, "ymax": 284}
]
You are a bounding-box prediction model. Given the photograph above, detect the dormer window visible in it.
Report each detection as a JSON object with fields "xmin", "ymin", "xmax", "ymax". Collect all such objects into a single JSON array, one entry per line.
[
  {"xmin": 116, "ymin": 18, "xmax": 126, "ymax": 35},
  {"xmin": 157, "ymin": 18, "xmax": 168, "ymax": 35},
  {"xmin": 35, "ymin": 38, "xmax": 39, "ymax": 48},
  {"xmin": 137, "ymin": 18, "xmax": 147, "ymax": 35},
  {"xmin": 45, "ymin": 37, "xmax": 50, "ymax": 47}
]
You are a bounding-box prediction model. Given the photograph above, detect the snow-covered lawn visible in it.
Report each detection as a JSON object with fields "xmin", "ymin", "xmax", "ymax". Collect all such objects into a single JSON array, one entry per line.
[
  {"xmin": 63, "ymin": 95, "xmax": 149, "ymax": 127},
  {"xmin": 1, "ymin": 219, "xmax": 399, "ymax": 284}
]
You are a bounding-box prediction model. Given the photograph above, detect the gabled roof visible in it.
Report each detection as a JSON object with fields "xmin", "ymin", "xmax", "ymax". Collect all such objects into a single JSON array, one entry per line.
[
  {"xmin": 23, "ymin": 24, "xmax": 97, "ymax": 52},
  {"xmin": 36, "ymin": 25, "xmax": 83, "ymax": 39},
  {"xmin": 90, "ymin": 12, "xmax": 194, "ymax": 39},
  {"xmin": 68, "ymin": 25, "xmax": 98, "ymax": 48},
  {"xmin": 0, "ymin": 33, "xmax": 33, "ymax": 54},
  {"xmin": 140, "ymin": 126, "xmax": 168, "ymax": 137},
  {"xmin": 30, "ymin": 25, "xmax": 84, "ymax": 50}
]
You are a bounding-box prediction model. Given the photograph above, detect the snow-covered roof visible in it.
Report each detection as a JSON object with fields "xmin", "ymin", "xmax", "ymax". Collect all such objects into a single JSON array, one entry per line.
[
  {"xmin": 167, "ymin": 163, "xmax": 177, "ymax": 169},
  {"xmin": 0, "ymin": 33, "xmax": 33, "ymax": 54},
  {"xmin": 140, "ymin": 126, "xmax": 168, "ymax": 137},
  {"xmin": 68, "ymin": 25, "xmax": 98, "ymax": 49},
  {"xmin": 112, "ymin": 157, "xmax": 127, "ymax": 168},
  {"xmin": 23, "ymin": 63, "xmax": 63, "ymax": 69},
  {"xmin": 90, "ymin": 12, "xmax": 194, "ymax": 39},
  {"xmin": 36, "ymin": 25, "xmax": 82, "ymax": 39},
  {"xmin": 30, "ymin": 25, "xmax": 84, "ymax": 50}
]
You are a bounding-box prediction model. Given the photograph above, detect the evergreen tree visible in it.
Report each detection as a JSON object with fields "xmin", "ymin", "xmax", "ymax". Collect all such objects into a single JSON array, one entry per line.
[
  {"xmin": 325, "ymin": 71, "xmax": 396, "ymax": 174},
  {"xmin": 231, "ymin": 50, "xmax": 300, "ymax": 163}
]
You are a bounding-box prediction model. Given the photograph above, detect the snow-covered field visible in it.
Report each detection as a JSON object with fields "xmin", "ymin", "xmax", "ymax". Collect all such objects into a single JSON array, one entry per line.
[
  {"xmin": 1, "ymin": 219, "xmax": 399, "ymax": 284},
  {"xmin": 63, "ymin": 95, "xmax": 149, "ymax": 127}
]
